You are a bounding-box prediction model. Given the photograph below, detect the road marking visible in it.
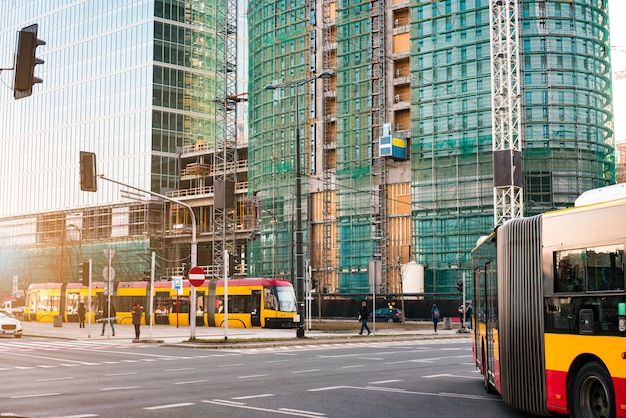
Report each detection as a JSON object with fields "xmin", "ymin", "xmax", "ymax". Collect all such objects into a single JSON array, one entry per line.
[
  {"xmin": 144, "ymin": 403, "xmax": 195, "ymax": 410},
  {"xmin": 165, "ymin": 367, "xmax": 195, "ymax": 372},
  {"xmin": 278, "ymin": 408, "xmax": 326, "ymax": 416},
  {"xmin": 35, "ymin": 377, "xmax": 74, "ymax": 382},
  {"xmin": 266, "ymin": 359, "xmax": 290, "ymax": 364},
  {"xmin": 105, "ymin": 372, "xmax": 137, "ymax": 376},
  {"xmin": 232, "ymin": 394, "xmax": 275, "ymax": 400},
  {"xmin": 174, "ymin": 380, "xmax": 209, "ymax": 385},
  {"xmin": 202, "ymin": 399, "xmax": 326, "ymax": 417},
  {"xmin": 292, "ymin": 369, "xmax": 320, "ymax": 374},
  {"xmin": 423, "ymin": 373, "xmax": 482, "ymax": 380},
  {"xmin": 370, "ymin": 379, "xmax": 402, "ymax": 384},
  {"xmin": 218, "ymin": 363, "xmax": 245, "ymax": 368},
  {"xmin": 308, "ymin": 386, "xmax": 344, "ymax": 392},
  {"xmin": 11, "ymin": 392, "xmax": 60, "ymax": 399},
  {"xmin": 341, "ymin": 365, "xmax": 365, "ymax": 369},
  {"xmin": 100, "ymin": 386, "xmax": 140, "ymax": 391},
  {"xmin": 237, "ymin": 374, "xmax": 269, "ymax": 379},
  {"xmin": 308, "ymin": 385, "xmax": 499, "ymax": 402}
]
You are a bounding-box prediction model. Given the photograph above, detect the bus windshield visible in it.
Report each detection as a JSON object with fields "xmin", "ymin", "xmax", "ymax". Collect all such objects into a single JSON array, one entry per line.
[{"xmin": 275, "ymin": 286, "xmax": 297, "ymax": 312}]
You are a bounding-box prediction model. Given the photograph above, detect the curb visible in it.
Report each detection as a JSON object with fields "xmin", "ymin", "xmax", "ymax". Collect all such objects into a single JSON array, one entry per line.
[{"xmin": 167, "ymin": 333, "xmax": 470, "ymax": 350}]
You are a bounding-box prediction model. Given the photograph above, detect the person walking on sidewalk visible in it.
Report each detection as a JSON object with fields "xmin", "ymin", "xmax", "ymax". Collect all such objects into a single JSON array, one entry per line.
[
  {"xmin": 101, "ymin": 303, "xmax": 116, "ymax": 336},
  {"xmin": 358, "ymin": 300, "xmax": 371, "ymax": 335},
  {"xmin": 77, "ymin": 302, "xmax": 86, "ymax": 328},
  {"xmin": 132, "ymin": 301, "xmax": 143, "ymax": 340},
  {"xmin": 431, "ymin": 304, "xmax": 441, "ymax": 333}
]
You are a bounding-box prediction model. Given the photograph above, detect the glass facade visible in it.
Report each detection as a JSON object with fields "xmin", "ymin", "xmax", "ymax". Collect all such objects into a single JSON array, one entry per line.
[{"xmin": 0, "ymin": 0, "xmax": 222, "ymax": 285}]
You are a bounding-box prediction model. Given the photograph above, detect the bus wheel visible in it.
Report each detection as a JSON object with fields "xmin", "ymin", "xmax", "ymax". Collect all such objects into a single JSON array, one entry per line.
[{"xmin": 571, "ymin": 362, "xmax": 614, "ymax": 418}]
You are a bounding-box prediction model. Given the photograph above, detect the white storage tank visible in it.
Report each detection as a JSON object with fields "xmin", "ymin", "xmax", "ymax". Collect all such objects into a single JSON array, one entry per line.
[{"xmin": 401, "ymin": 262, "xmax": 424, "ymax": 295}]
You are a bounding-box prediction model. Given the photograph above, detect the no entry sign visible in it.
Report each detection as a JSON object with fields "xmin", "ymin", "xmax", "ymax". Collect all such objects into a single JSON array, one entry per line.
[{"xmin": 188, "ymin": 266, "xmax": 205, "ymax": 287}]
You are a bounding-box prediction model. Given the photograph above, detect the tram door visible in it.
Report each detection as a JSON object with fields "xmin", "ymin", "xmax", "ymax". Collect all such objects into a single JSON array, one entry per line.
[
  {"xmin": 195, "ymin": 291, "xmax": 205, "ymax": 326},
  {"xmin": 251, "ymin": 290, "xmax": 261, "ymax": 327}
]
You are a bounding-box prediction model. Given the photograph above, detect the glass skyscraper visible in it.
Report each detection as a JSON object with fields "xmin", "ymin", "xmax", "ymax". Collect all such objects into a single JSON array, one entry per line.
[{"xmin": 0, "ymin": 0, "xmax": 222, "ymax": 287}]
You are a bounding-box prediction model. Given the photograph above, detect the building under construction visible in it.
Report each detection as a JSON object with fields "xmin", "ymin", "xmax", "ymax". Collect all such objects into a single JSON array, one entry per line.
[
  {"xmin": 247, "ymin": 0, "xmax": 614, "ymax": 296},
  {"xmin": 0, "ymin": 0, "xmax": 616, "ymax": 302}
]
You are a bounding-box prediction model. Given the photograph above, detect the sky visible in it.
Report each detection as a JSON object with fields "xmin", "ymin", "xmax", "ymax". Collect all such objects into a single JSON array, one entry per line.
[{"xmin": 610, "ymin": 0, "xmax": 626, "ymax": 142}]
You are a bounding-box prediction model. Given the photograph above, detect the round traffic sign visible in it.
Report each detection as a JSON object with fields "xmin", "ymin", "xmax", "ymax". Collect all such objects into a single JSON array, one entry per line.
[{"xmin": 188, "ymin": 266, "xmax": 205, "ymax": 286}]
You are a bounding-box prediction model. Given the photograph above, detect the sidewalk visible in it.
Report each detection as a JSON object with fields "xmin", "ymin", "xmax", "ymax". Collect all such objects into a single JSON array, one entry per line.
[{"xmin": 21, "ymin": 319, "xmax": 470, "ymax": 348}]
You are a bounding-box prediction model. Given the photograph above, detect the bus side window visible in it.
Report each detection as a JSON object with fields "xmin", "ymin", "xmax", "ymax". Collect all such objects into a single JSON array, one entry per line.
[{"xmin": 554, "ymin": 250, "xmax": 584, "ymax": 293}]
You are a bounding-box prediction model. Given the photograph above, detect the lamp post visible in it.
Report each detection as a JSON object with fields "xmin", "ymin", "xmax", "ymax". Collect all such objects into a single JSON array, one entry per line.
[{"xmin": 264, "ymin": 71, "xmax": 332, "ymax": 338}]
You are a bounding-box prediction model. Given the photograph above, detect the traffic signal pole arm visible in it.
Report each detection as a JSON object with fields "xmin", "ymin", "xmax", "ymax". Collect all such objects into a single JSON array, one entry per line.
[
  {"xmin": 97, "ymin": 173, "xmax": 199, "ymax": 339},
  {"xmin": 97, "ymin": 174, "xmax": 197, "ymax": 265}
]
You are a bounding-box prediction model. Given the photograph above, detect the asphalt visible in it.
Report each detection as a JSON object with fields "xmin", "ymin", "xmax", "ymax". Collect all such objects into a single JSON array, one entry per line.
[{"xmin": 20, "ymin": 319, "xmax": 471, "ymax": 349}]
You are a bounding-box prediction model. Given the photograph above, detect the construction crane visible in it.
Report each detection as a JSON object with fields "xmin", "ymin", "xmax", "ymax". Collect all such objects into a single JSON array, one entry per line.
[
  {"xmin": 213, "ymin": 0, "xmax": 240, "ymax": 280},
  {"xmin": 490, "ymin": 0, "xmax": 523, "ymax": 226}
]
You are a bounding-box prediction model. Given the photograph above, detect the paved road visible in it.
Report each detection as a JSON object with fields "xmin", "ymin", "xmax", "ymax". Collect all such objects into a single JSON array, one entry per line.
[{"xmin": 0, "ymin": 336, "xmax": 540, "ymax": 418}]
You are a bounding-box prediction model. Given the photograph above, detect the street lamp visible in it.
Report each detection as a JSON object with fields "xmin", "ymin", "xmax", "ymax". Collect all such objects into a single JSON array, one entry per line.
[{"xmin": 264, "ymin": 70, "xmax": 332, "ymax": 338}]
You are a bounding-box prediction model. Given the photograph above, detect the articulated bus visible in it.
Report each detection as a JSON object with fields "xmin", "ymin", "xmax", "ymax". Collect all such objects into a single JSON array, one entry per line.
[
  {"xmin": 472, "ymin": 188, "xmax": 626, "ymax": 417},
  {"xmin": 25, "ymin": 278, "xmax": 297, "ymax": 329}
]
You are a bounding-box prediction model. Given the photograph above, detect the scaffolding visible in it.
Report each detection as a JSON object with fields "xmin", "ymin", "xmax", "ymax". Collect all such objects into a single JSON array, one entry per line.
[{"xmin": 248, "ymin": 0, "xmax": 614, "ymax": 297}]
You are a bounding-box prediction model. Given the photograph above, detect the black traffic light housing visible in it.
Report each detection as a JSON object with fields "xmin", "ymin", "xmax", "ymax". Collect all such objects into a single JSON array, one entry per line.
[
  {"xmin": 13, "ymin": 24, "xmax": 45, "ymax": 99},
  {"xmin": 78, "ymin": 262, "xmax": 86, "ymax": 283},
  {"xmin": 80, "ymin": 151, "xmax": 97, "ymax": 192},
  {"xmin": 456, "ymin": 280, "xmax": 463, "ymax": 294},
  {"xmin": 142, "ymin": 270, "xmax": 151, "ymax": 281}
]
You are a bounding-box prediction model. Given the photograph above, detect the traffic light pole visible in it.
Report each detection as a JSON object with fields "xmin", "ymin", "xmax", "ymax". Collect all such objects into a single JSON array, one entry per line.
[
  {"xmin": 87, "ymin": 259, "xmax": 92, "ymax": 338},
  {"xmin": 461, "ymin": 272, "xmax": 467, "ymax": 329},
  {"xmin": 148, "ymin": 251, "xmax": 155, "ymax": 341}
]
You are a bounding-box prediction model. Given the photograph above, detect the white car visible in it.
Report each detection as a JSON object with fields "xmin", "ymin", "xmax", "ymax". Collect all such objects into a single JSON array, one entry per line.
[{"xmin": 0, "ymin": 311, "xmax": 23, "ymax": 338}]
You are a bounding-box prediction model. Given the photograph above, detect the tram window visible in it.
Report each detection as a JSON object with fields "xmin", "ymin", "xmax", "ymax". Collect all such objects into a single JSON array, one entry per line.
[
  {"xmin": 154, "ymin": 293, "xmax": 169, "ymax": 314},
  {"xmin": 40, "ymin": 294, "xmax": 61, "ymax": 312},
  {"xmin": 554, "ymin": 245, "xmax": 625, "ymax": 293},
  {"xmin": 67, "ymin": 292, "xmax": 81, "ymax": 314},
  {"xmin": 264, "ymin": 287, "xmax": 279, "ymax": 310},
  {"xmin": 172, "ymin": 296, "xmax": 189, "ymax": 313},
  {"xmin": 216, "ymin": 295, "xmax": 250, "ymax": 313}
]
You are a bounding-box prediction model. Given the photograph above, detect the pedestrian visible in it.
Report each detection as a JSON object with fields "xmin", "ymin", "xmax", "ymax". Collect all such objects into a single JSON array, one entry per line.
[
  {"xmin": 77, "ymin": 302, "xmax": 86, "ymax": 328},
  {"xmin": 431, "ymin": 303, "xmax": 441, "ymax": 332},
  {"xmin": 466, "ymin": 303, "xmax": 473, "ymax": 330},
  {"xmin": 132, "ymin": 301, "xmax": 143, "ymax": 340},
  {"xmin": 458, "ymin": 303, "xmax": 466, "ymax": 328},
  {"xmin": 101, "ymin": 303, "xmax": 116, "ymax": 336},
  {"xmin": 358, "ymin": 300, "xmax": 371, "ymax": 335}
]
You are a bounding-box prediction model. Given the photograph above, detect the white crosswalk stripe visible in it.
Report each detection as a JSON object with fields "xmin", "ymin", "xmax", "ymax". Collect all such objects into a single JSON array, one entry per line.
[{"xmin": 0, "ymin": 339, "xmax": 131, "ymax": 351}]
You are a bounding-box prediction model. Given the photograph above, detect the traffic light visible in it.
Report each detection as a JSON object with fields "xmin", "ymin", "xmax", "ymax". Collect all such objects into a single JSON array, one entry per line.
[
  {"xmin": 78, "ymin": 262, "xmax": 86, "ymax": 283},
  {"xmin": 142, "ymin": 270, "xmax": 151, "ymax": 281},
  {"xmin": 456, "ymin": 280, "xmax": 463, "ymax": 294},
  {"xmin": 13, "ymin": 24, "xmax": 45, "ymax": 99},
  {"xmin": 79, "ymin": 151, "xmax": 97, "ymax": 192}
]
